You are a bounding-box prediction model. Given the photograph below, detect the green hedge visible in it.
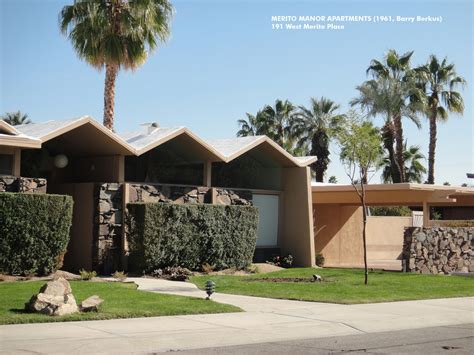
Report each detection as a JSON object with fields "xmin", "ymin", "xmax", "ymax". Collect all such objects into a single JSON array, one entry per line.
[
  {"xmin": 127, "ymin": 203, "xmax": 259, "ymax": 271},
  {"xmin": 0, "ymin": 193, "xmax": 73, "ymax": 275}
]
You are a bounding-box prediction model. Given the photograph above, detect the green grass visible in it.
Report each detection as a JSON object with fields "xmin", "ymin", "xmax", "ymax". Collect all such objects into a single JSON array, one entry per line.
[
  {"xmin": 191, "ymin": 268, "xmax": 474, "ymax": 304},
  {"xmin": 0, "ymin": 280, "xmax": 241, "ymax": 325}
]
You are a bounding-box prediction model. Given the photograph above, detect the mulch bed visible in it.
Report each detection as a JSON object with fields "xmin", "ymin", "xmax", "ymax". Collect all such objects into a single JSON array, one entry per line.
[{"xmin": 245, "ymin": 277, "xmax": 321, "ymax": 283}]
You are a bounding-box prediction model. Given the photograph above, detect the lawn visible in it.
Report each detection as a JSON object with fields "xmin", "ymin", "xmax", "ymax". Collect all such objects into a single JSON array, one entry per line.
[
  {"xmin": 191, "ymin": 268, "xmax": 474, "ymax": 304},
  {"xmin": 0, "ymin": 280, "xmax": 241, "ymax": 325}
]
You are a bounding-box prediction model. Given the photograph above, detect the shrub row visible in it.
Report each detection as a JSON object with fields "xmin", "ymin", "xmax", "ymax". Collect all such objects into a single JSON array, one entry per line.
[
  {"xmin": 127, "ymin": 203, "xmax": 259, "ymax": 271},
  {"xmin": 0, "ymin": 193, "xmax": 73, "ymax": 275}
]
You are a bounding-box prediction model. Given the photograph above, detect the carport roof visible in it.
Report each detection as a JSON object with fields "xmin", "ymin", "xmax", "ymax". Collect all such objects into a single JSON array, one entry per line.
[{"xmin": 312, "ymin": 183, "xmax": 474, "ymax": 206}]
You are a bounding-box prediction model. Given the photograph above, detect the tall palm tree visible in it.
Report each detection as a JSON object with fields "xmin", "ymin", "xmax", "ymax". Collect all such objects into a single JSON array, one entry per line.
[
  {"xmin": 1, "ymin": 111, "xmax": 31, "ymax": 125},
  {"xmin": 293, "ymin": 97, "xmax": 343, "ymax": 182},
  {"xmin": 60, "ymin": 0, "xmax": 173, "ymax": 130},
  {"xmin": 351, "ymin": 77, "xmax": 422, "ymax": 183},
  {"xmin": 415, "ymin": 55, "xmax": 466, "ymax": 184},
  {"xmin": 358, "ymin": 49, "xmax": 424, "ymax": 182},
  {"xmin": 379, "ymin": 143, "xmax": 426, "ymax": 183}
]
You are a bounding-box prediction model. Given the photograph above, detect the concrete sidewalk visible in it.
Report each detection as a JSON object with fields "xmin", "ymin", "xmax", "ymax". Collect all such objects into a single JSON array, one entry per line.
[{"xmin": 1, "ymin": 278, "xmax": 473, "ymax": 354}]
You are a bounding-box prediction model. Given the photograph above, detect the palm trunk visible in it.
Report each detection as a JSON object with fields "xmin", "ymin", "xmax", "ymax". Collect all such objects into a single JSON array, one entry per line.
[
  {"xmin": 312, "ymin": 131, "xmax": 329, "ymax": 183},
  {"xmin": 393, "ymin": 113, "xmax": 405, "ymax": 182},
  {"xmin": 382, "ymin": 122, "xmax": 402, "ymax": 183},
  {"xmin": 427, "ymin": 112, "xmax": 437, "ymax": 184},
  {"xmin": 103, "ymin": 63, "xmax": 118, "ymax": 130}
]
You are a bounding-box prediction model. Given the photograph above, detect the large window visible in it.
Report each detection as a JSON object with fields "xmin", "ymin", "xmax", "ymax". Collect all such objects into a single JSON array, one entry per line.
[
  {"xmin": 253, "ymin": 194, "xmax": 280, "ymax": 247},
  {"xmin": 0, "ymin": 154, "xmax": 13, "ymax": 175}
]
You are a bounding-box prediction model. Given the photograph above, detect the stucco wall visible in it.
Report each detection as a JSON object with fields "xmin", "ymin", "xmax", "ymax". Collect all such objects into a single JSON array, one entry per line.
[
  {"xmin": 313, "ymin": 204, "xmax": 412, "ymax": 269},
  {"xmin": 366, "ymin": 216, "xmax": 412, "ymax": 261},
  {"xmin": 313, "ymin": 204, "xmax": 363, "ymax": 267},
  {"xmin": 280, "ymin": 167, "xmax": 315, "ymax": 267}
]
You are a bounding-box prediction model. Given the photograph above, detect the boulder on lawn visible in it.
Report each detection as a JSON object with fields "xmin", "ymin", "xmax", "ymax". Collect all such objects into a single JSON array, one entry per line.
[
  {"xmin": 79, "ymin": 295, "xmax": 104, "ymax": 312},
  {"xmin": 25, "ymin": 277, "xmax": 79, "ymax": 316}
]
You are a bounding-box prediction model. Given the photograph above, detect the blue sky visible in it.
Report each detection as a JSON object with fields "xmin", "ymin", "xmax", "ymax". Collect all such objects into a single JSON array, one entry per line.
[{"xmin": 1, "ymin": 0, "xmax": 472, "ymax": 185}]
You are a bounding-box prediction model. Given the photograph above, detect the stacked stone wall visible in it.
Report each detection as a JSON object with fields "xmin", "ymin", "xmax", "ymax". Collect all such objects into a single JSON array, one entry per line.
[
  {"xmin": 403, "ymin": 227, "xmax": 473, "ymax": 274},
  {"xmin": 0, "ymin": 176, "xmax": 46, "ymax": 193}
]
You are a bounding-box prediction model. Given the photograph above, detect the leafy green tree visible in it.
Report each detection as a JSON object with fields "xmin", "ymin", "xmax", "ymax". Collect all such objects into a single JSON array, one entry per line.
[
  {"xmin": 328, "ymin": 176, "xmax": 338, "ymax": 184},
  {"xmin": 352, "ymin": 50, "xmax": 424, "ymax": 183},
  {"xmin": 379, "ymin": 143, "xmax": 426, "ymax": 183},
  {"xmin": 60, "ymin": 0, "xmax": 174, "ymax": 130},
  {"xmin": 1, "ymin": 111, "xmax": 31, "ymax": 125},
  {"xmin": 293, "ymin": 97, "xmax": 343, "ymax": 182},
  {"xmin": 415, "ymin": 55, "xmax": 466, "ymax": 184},
  {"xmin": 335, "ymin": 111, "xmax": 383, "ymax": 285}
]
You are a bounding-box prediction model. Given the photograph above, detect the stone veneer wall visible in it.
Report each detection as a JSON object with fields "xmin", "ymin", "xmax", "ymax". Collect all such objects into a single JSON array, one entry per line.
[
  {"xmin": 95, "ymin": 183, "xmax": 123, "ymax": 274},
  {"xmin": 0, "ymin": 176, "xmax": 47, "ymax": 194},
  {"xmin": 95, "ymin": 183, "xmax": 253, "ymax": 272},
  {"xmin": 403, "ymin": 227, "xmax": 473, "ymax": 274}
]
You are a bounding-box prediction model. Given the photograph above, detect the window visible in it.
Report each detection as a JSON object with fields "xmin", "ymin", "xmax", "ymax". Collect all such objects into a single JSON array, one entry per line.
[{"xmin": 0, "ymin": 154, "xmax": 13, "ymax": 175}]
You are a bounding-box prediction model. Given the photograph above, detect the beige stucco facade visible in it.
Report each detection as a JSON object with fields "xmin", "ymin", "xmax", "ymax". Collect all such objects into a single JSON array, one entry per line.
[
  {"xmin": 1, "ymin": 117, "xmax": 318, "ymax": 271},
  {"xmin": 312, "ymin": 184, "xmax": 474, "ymax": 270}
]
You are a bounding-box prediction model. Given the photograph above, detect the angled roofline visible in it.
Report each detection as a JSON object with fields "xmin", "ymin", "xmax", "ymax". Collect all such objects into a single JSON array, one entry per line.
[
  {"xmin": 0, "ymin": 120, "xmax": 20, "ymax": 135},
  {"xmin": 14, "ymin": 116, "xmax": 136, "ymax": 155},
  {"xmin": 130, "ymin": 127, "xmax": 226, "ymax": 161},
  {"xmin": 0, "ymin": 120, "xmax": 42, "ymax": 148},
  {"xmin": 215, "ymin": 135, "xmax": 317, "ymax": 167},
  {"xmin": 0, "ymin": 135, "xmax": 42, "ymax": 148}
]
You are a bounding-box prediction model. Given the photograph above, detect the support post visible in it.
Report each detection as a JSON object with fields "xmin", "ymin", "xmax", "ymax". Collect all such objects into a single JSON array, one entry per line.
[
  {"xmin": 203, "ymin": 161, "xmax": 212, "ymax": 187},
  {"xmin": 422, "ymin": 201, "xmax": 430, "ymax": 227}
]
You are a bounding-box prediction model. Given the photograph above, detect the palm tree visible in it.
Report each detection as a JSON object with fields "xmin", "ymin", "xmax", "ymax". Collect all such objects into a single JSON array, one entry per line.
[
  {"xmin": 237, "ymin": 99, "xmax": 299, "ymax": 154},
  {"xmin": 415, "ymin": 55, "xmax": 466, "ymax": 184},
  {"xmin": 237, "ymin": 111, "xmax": 268, "ymax": 137},
  {"xmin": 379, "ymin": 143, "xmax": 426, "ymax": 183},
  {"xmin": 1, "ymin": 111, "xmax": 31, "ymax": 125},
  {"xmin": 293, "ymin": 97, "xmax": 343, "ymax": 182},
  {"xmin": 261, "ymin": 99, "xmax": 298, "ymax": 148},
  {"xmin": 356, "ymin": 49, "xmax": 424, "ymax": 182},
  {"xmin": 60, "ymin": 0, "xmax": 173, "ymax": 130}
]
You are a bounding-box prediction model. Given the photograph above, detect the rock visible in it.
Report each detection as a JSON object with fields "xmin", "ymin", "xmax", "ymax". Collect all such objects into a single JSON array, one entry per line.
[
  {"xmin": 40, "ymin": 277, "xmax": 72, "ymax": 296},
  {"xmin": 216, "ymin": 194, "xmax": 231, "ymax": 205},
  {"xmin": 420, "ymin": 265, "xmax": 431, "ymax": 274},
  {"xmin": 79, "ymin": 295, "xmax": 104, "ymax": 312},
  {"xmin": 25, "ymin": 277, "xmax": 79, "ymax": 316},
  {"xmin": 99, "ymin": 200, "xmax": 111, "ymax": 213},
  {"xmin": 416, "ymin": 233, "xmax": 426, "ymax": 243}
]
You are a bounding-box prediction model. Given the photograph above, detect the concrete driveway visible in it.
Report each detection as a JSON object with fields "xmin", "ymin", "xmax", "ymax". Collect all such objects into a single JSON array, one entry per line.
[{"xmin": 1, "ymin": 277, "xmax": 473, "ymax": 354}]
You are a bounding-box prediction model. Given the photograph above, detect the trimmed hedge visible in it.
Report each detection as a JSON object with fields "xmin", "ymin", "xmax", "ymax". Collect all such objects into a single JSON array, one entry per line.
[
  {"xmin": 127, "ymin": 203, "xmax": 259, "ymax": 271},
  {"xmin": 0, "ymin": 193, "xmax": 73, "ymax": 275}
]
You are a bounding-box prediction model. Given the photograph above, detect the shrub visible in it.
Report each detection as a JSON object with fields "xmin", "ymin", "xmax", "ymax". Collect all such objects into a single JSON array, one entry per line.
[
  {"xmin": 269, "ymin": 254, "xmax": 294, "ymax": 268},
  {"xmin": 79, "ymin": 269, "xmax": 97, "ymax": 280},
  {"xmin": 112, "ymin": 271, "xmax": 127, "ymax": 281},
  {"xmin": 315, "ymin": 252, "xmax": 325, "ymax": 267},
  {"xmin": 202, "ymin": 262, "xmax": 215, "ymax": 274},
  {"xmin": 127, "ymin": 203, "xmax": 259, "ymax": 272},
  {"xmin": 370, "ymin": 206, "xmax": 412, "ymax": 217},
  {"xmin": 0, "ymin": 193, "xmax": 73, "ymax": 276}
]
